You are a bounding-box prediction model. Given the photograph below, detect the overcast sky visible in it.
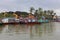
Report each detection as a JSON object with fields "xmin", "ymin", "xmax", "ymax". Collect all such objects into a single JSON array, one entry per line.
[{"xmin": 0, "ymin": 0, "xmax": 60, "ymax": 16}]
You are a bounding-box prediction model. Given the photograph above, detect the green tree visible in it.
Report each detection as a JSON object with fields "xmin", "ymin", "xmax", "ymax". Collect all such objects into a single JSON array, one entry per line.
[
  {"xmin": 30, "ymin": 7, "xmax": 35, "ymax": 14},
  {"xmin": 44, "ymin": 10, "xmax": 47, "ymax": 17},
  {"xmin": 34, "ymin": 10, "xmax": 38, "ymax": 17},
  {"xmin": 38, "ymin": 8, "xmax": 43, "ymax": 19}
]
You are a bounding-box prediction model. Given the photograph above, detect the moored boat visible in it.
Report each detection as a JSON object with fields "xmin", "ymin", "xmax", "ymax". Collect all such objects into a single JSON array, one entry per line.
[
  {"xmin": 38, "ymin": 19, "xmax": 49, "ymax": 23},
  {"xmin": 19, "ymin": 18, "xmax": 41, "ymax": 24},
  {"xmin": 1, "ymin": 18, "xmax": 20, "ymax": 24}
]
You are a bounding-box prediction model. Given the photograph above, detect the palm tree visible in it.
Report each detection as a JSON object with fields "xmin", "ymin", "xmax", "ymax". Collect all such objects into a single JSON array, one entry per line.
[
  {"xmin": 30, "ymin": 7, "xmax": 35, "ymax": 14},
  {"xmin": 38, "ymin": 8, "xmax": 43, "ymax": 19},
  {"xmin": 53, "ymin": 13, "xmax": 57, "ymax": 20},
  {"xmin": 47, "ymin": 10, "xmax": 51, "ymax": 15},
  {"xmin": 39, "ymin": 8, "xmax": 42, "ymax": 11},
  {"xmin": 38, "ymin": 8, "xmax": 43, "ymax": 14},
  {"xmin": 47, "ymin": 10, "xmax": 54, "ymax": 20},
  {"xmin": 50, "ymin": 10, "xmax": 54, "ymax": 15},
  {"xmin": 46, "ymin": 10, "xmax": 51, "ymax": 19},
  {"xmin": 34, "ymin": 10, "xmax": 38, "ymax": 16},
  {"xmin": 54, "ymin": 13, "xmax": 56, "ymax": 16},
  {"xmin": 50, "ymin": 10, "xmax": 54, "ymax": 20},
  {"xmin": 44, "ymin": 10, "xmax": 47, "ymax": 18}
]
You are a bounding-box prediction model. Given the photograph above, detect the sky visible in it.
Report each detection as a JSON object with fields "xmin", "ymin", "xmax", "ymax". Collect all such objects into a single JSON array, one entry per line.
[{"xmin": 0, "ymin": 0, "xmax": 60, "ymax": 16}]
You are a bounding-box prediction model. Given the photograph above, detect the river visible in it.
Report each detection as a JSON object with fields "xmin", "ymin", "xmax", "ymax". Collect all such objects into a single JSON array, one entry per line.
[{"xmin": 0, "ymin": 22, "xmax": 60, "ymax": 40}]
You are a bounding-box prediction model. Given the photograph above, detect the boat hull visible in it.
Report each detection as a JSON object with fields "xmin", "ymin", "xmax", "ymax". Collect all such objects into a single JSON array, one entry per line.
[
  {"xmin": 1, "ymin": 22, "xmax": 20, "ymax": 25},
  {"xmin": 20, "ymin": 22, "xmax": 41, "ymax": 24},
  {"xmin": 0, "ymin": 22, "xmax": 41, "ymax": 25}
]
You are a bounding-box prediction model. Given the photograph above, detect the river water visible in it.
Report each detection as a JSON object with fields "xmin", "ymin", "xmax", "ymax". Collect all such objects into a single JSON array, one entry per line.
[{"xmin": 0, "ymin": 22, "xmax": 60, "ymax": 40}]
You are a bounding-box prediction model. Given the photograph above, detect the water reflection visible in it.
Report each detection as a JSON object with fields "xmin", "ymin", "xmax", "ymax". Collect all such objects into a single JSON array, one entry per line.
[
  {"xmin": 29, "ymin": 23, "xmax": 54, "ymax": 38},
  {"xmin": 0, "ymin": 22, "xmax": 56, "ymax": 40},
  {"xmin": 2, "ymin": 23, "xmax": 54, "ymax": 36},
  {"xmin": 0, "ymin": 25, "xmax": 5, "ymax": 33}
]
